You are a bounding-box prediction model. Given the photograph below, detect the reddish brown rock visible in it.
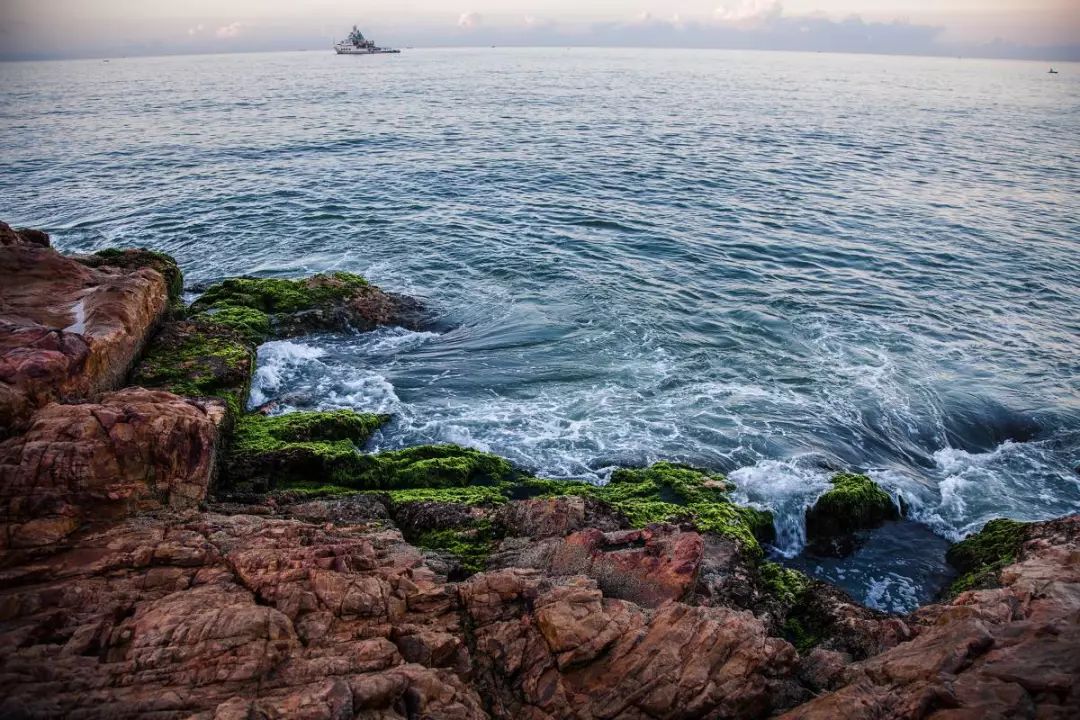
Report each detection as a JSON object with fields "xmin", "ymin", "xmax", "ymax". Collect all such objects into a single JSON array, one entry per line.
[
  {"xmin": 490, "ymin": 524, "xmax": 704, "ymax": 608},
  {"xmin": 0, "ymin": 388, "xmax": 226, "ymax": 550},
  {"xmin": 0, "ymin": 224, "xmax": 171, "ymax": 435},
  {"xmin": 460, "ymin": 568, "xmax": 804, "ymax": 719},
  {"xmin": 0, "ymin": 511, "xmax": 486, "ymax": 719},
  {"xmin": 494, "ymin": 495, "xmax": 626, "ymax": 538}
]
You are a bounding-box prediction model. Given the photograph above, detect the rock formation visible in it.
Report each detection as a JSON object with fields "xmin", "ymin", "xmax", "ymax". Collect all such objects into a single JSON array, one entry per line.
[
  {"xmin": 0, "ymin": 226, "xmax": 1076, "ymax": 719},
  {"xmin": 0, "ymin": 224, "xmax": 173, "ymax": 437}
]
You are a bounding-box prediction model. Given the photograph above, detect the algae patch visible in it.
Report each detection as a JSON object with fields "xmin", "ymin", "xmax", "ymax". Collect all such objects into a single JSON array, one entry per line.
[
  {"xmin": 945, "ymin": 518, "xmax": 1028, "ymax": 597},
  {"xmin": 805, "ymin": 473, "xmax": 899, "ymax": 554}
]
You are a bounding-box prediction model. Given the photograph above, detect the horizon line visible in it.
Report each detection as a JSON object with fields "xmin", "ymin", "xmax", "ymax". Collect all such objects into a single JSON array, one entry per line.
[{"xmin": 2, "ymin": 44, "xmax": 1078, "ymax": 65}]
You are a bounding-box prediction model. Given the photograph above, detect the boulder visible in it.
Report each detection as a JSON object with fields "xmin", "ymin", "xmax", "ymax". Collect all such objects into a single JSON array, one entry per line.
[
  {"xmin": 0, "ymin": 224, "xmax": 172, "ymax": 436},
  {"xmin": 188, "ymin": 273, "xmax": 425, "ymax": 343},
  {"xmin": 0, "ymin": 388, "xmax": 226, "ymax": 550},
  {"xmin": 804, "ymin": 473, "xmax": 900, "ymax": 555}
]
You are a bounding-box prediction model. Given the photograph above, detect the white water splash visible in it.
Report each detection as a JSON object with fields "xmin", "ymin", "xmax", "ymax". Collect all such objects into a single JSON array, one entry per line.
[
  {"xmin": 249, "ymin": 340, "xmax": 327, "ymax": 408},
  {"xmin": 729, "ymin": 459, "xmax": 834, "ymax": 557}
]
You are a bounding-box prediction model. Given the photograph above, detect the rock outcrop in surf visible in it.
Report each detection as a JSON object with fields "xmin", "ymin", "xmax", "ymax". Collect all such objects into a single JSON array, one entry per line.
[{"xmin": 1, "ymin": 224, "xmax": 1076, "ymax": 719}]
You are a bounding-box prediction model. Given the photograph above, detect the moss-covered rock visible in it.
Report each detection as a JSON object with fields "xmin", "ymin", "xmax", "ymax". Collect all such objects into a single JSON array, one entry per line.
[
  {"xmin": 226, "ymin": 410, "xmax": 390, "ymax": 488},
  {"xmin": 944, "ymin": 518, "xmax": 1028, "ymax": 597},
  {"xmin": 189, "ymin": 272, "xmax": 421, "ymax": 338},
  {"xmin": 805, "ymin": 473, "xmax": 899, "ymax": 555},
  {"xmin": 81, "ymin": 248, "xmax": 184, "ymax": 302},
  {"xmin": 190, "ymin": 304, "xmax": 271, "ymax": 346},
  {"xmin": 517, "ymin": 462, "xmax": 774, "ymax": 556},
  {"xmin": 130, "ymin": 319, "xmax": 254, "ymax": 415},
  {"xmin": 234, "ymin": 436, "xmax": 517, "ymax": 493},
  {"xmin": 413, "ymin": 522, "xmax": 497, "ymax": 576},
  {"xmin": 348, "ymin": 444, "xmax": 516, "ymax": 490},
  {"xmin": 191, "ymin": 273, "xmax": 369, "ymax": 314}
]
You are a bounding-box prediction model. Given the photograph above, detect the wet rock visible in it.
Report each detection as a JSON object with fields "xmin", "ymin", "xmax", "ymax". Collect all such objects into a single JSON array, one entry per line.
[
  {"xmin": 0, "ymin": 388, "xmax": 226, "ymax": 550},
  {"xmin": 0, "ymin": 225, "xmax": 172, "ymax": 436},
  {"xmin": 129, "ymin": 318, "xmax": 255, "ymax": 415},
  {"xmin": 224, "ymin": 410, "xmax": 389, "ymax": 490},
  {"xmin": 943, "ymin": 517, "xmax": 1028, "ymax": 596}
]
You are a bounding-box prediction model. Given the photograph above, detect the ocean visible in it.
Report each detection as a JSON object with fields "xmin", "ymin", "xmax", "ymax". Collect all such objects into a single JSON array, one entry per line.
[{"xmin": 2, "ymin": 47, "xmax": 1078, "ymax": 611}]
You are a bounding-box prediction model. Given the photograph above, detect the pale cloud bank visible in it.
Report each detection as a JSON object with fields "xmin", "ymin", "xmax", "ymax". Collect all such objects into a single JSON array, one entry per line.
[{"xmin": 0, "ymin": 3, "xmax": 1076, "ymax": 61}]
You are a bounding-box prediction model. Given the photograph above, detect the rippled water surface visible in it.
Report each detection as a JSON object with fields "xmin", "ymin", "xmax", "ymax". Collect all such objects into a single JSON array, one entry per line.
[{"xmin": 3, "ymin": 48, "xmax": 1079, "ymax": 611}]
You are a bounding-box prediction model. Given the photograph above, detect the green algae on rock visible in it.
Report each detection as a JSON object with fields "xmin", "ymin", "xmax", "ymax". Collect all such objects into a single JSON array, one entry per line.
[
  {"xmin": 804, "ymin": 473, "xmax": 899, "ymax": 554},
  {"xmin": 130, "ymin": 319, "xmax": 254, "ymax": 414},
  {"xmin": 349, "ymin": 444, "xmax": 516, "ymax": 490},
  {"xmin": 238, "ymin": 439, "xmax": 516, "ymax": 493},
  {"xmin": 189, "ymin": 272, "xmax": 422, "ymax": 337},
  {"xmin": 191, "ymin": 273, "xmax": 369, "ymax": 314},
  {"xmin": 190, "ymin": 304, "xmax": 272, "ymax": 346},
  {"xmin": 514, "ymin": 462, "xmax": 774, "ymax": 555},
  {"xmin": 945, "ymin": 518, "xmax": 1028, "ymax": 597},
  {"xmin": 412, "ymin": 522, "xmax": 497, "ymax": 575},
  {"xmin": 227, "ymin": 410, "xmax": 389, "ymax": 488}
]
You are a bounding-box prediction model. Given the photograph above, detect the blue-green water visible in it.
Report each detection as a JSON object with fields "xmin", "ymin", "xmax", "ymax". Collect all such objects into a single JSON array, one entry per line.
[{"xmin": 2, "ymin": 48, "xmax": 1078, "ymax": 611}]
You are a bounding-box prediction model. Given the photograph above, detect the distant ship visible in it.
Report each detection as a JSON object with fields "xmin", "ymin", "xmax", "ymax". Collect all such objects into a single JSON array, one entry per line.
[{"xmin": 334, "ymin": 26, "xmax": 400, "ymax": 55}]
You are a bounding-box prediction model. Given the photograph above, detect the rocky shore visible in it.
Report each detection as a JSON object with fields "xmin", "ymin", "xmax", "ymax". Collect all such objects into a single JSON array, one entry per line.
[{"xmin": 1, "ymin": 221, "xmax": 1077, "ymax": 719}]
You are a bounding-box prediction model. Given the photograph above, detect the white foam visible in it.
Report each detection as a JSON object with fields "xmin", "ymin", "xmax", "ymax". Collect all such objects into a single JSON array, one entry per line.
[
  {"xmin": 905, "ymin": 440, "xmax": 1080, "ymax": 541},
  {"xmin": 729, "ymin": 459, "xmax": 834, "ymax": 557},
  {"xmin": 864, "ymin": 573, "xmax": 920, "ymax": 613},
  {"xmin": 249, "ymin": 340, "xmax": 327, "ymax": 408},
  {"xmin": 356, "ymin": 326, "xmax": 440, "ymax": 355}
]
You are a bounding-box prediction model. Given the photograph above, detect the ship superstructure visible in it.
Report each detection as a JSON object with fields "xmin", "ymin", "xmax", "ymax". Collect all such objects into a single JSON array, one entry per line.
[{"xmin": 334, "ymin": 26, "xmax": 400, "ymax": 55}]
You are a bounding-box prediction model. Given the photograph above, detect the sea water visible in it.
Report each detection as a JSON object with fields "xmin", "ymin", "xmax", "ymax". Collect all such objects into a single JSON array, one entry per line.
[{"xmin": 3, "ymin": 48, "xmax": 1078, "ymax": 611}]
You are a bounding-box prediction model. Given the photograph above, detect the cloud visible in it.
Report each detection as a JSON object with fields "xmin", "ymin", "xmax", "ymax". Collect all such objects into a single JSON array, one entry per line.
[
  {"xmin": 215, "ymin": 22, "xmax": 242, "ymax": 40},
  {"xmin": 187, "ymin": 24, "xmax": 204, "ymax": 37},
  {"xmin": 714, "ymin": 1, "xmax": 783, "ymax": 26},
  {"xmin": 458, "ymin": 12, "xmax": 482, "ymax": 30}
]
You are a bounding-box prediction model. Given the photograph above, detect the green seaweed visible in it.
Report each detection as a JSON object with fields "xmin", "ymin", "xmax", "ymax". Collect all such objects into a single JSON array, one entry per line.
[
  {"xmin": 228, "ymin": 410, "xmax": 389, "ymax": 486},
  {"xmin": 758, "ymin": 562, "xmax": 825, "ymax": 653},
  {"xmin": 348, "ymin": 444, "xmax": 516, "ymax": 490},
  {"xmin": 759, "ymin": 562, "xmax": 812, "ymax": 607},
  {"xmin": 413, "ymin": 521, "xmax": 497, "ymax": 574},
  {"xmin": 944, "ymin": 518, "xmax": 1028, "ymax": 597},
  {"xmin": 517, "ymin": 462, "xmax": 774, "ymax": 555},
  {"xmin": 805, "ymin": 473, "xmax": 899, "ymax": 542},
  {"xmin": 190, "ymin": 272, "xmax": 369, "ymax": 315},
  {"xmin": 131, "ymin": 320, "xmax": 254, "ymax": 415},
  {"xmin": 191, "ymin": 305, "xmax": 271, "ymax": 346},
  {"xmin": 376, "ymin": 485, "xmax": 510, "ymax": 506}
]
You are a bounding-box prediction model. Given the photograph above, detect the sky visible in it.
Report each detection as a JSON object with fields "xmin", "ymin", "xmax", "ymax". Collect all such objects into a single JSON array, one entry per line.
[{"xmin": 1, "ymin": 0, "xmax": 1077, "ymax": 61}]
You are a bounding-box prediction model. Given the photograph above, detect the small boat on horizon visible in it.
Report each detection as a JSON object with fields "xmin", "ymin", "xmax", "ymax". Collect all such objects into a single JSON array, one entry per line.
[
  {"xmin": 334, "ymin": 25, "xmax": 400, "ymax": 55},
  {"xmin": 1048, "ymin": 68, "xmax": 1059, "ymax": 74}
]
